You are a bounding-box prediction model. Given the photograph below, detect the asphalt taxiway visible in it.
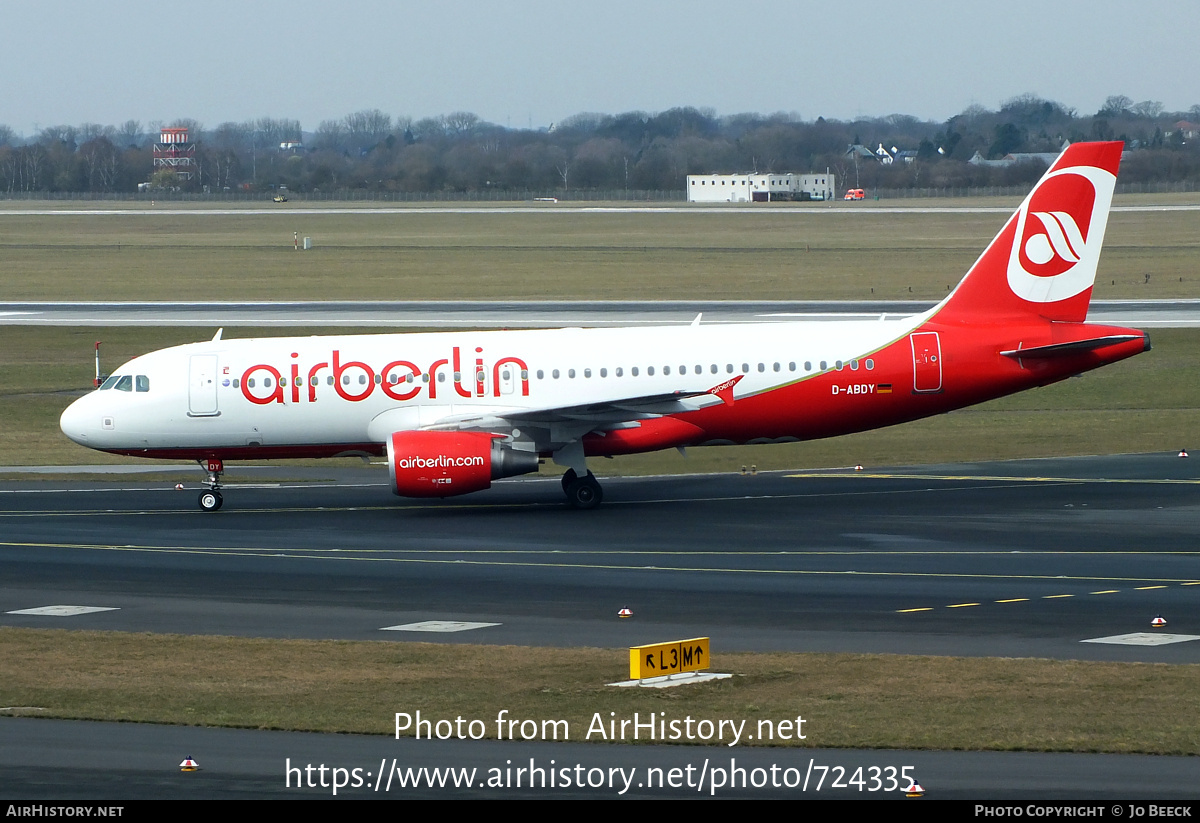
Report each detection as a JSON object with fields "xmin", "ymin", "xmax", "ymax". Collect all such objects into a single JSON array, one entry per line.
[
  {"xmin": 2, "ymin": 453, "xmax": 1197, "ymax": 663},
  {"xmin": 3, "ymin": 454, "xmax": 1198, "ymax": 799}
]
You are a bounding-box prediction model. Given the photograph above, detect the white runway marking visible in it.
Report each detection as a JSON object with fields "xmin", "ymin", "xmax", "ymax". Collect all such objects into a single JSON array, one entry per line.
[
  {"xmin": 1080, "ymin": 632, "xmax": 1200, "ymax": 646},
  {"xmin": 6, "ymin": 605, "xmax": 119, "ymax": 616},
  {"xmin": 380, "ymin": 620, "xmax": 501, "ymax": 633}
]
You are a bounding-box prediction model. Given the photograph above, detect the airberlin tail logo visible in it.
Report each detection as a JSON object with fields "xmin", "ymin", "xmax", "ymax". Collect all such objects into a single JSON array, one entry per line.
[{"xmin": 1006, "ymin": 163, "xmax": 1115, "ymax": 304}]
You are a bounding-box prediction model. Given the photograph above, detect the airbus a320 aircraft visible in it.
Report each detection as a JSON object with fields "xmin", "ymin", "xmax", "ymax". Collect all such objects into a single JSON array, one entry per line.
[{"xmin": 60, "ymin": 141, "xmax": 1148, "ymax": 511}]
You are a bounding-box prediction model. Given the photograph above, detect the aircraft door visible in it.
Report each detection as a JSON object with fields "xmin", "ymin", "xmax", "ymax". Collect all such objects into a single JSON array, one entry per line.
[
  {"xmin": 910, "ymin": 332, "xmax": 943, "ymax": 393},
  {"xmin": 188, "ymin": 355, "xmax": 220, "ymax": 416}
]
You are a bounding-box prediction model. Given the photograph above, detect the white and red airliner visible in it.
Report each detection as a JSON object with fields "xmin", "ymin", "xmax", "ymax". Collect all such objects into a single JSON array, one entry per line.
[{"xmin": 60, "ymin": 142, "xmax": 1148, "ymax": 511}]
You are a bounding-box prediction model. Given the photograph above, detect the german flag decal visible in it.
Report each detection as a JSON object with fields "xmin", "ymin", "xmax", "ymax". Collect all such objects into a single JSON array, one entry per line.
[{"xmin": 877, "ymin": 383, "xmax": 893, "ymax": 394}]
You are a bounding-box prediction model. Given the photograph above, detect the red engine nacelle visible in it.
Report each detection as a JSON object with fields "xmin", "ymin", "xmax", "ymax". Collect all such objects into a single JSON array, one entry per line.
[{"xmin": 386, "ymin": 431, "xmax": 539, "ymax": 498}]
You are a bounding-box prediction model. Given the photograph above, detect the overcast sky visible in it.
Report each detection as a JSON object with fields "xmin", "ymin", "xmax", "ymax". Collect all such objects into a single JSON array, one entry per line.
[{"xmin": 2, "ymin": 0, "xmax": 1196, "ymax": 136}]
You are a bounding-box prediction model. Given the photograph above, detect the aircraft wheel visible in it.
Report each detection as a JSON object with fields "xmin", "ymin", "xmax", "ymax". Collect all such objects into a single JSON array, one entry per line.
[
  {"xmin": 198, "ymin": 490, "xmax": 223, "ymax": 512},
  {"xmin": 565, "ymin": 473, "xmax": 602, "ymax": 510},
  {"xmin": 560, "ymin": 468, "xmax": 578, "ymax": 492}
]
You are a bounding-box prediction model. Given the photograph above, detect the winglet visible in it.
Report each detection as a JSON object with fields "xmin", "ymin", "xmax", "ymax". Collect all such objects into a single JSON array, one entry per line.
[{"xmin": 707, "ymin": 374, "xmax": 744, "ymax": 406}]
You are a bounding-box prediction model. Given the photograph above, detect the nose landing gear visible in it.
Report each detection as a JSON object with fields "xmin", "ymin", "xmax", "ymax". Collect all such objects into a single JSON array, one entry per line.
[{"xmin": 197, "ymin": 457, "xmax": 224, "ymax": 511}]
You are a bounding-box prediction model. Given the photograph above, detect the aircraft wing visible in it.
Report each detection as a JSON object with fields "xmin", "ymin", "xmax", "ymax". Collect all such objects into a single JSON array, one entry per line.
[{"xmin": 423, "ymin": 376, "xmax": 743, "ymax": 434}]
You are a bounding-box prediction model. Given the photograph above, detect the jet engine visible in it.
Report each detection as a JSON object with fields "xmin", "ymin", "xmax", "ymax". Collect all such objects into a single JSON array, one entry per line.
[{"xmin": 386, "ymin": 431, "xmax": 539, "ymax": 498}]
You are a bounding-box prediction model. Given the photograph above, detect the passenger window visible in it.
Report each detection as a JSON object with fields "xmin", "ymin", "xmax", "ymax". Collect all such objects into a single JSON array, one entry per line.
[{"xmin": 865, "ymin": 359, "xmax": 874, "ymax": 370}]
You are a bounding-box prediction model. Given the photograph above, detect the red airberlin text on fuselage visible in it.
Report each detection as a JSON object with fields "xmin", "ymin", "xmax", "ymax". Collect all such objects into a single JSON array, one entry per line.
[{"xmin": 239, "ymin": 346, "xmax": 530, "ymax": 405}]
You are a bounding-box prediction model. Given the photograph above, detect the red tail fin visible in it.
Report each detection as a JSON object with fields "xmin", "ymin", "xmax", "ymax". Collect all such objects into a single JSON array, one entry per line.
[{"xmin": 935, "ymin": 142, "xmax": 1122, "ymax": 324}]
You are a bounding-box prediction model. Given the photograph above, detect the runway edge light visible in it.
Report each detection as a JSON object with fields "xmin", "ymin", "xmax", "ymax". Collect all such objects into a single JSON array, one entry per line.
[
  {"xmin": 906, "ymin": 779, "xmax": 925, "ymax": 797},
  {"xmin": 1152, "ymin": 615, "xmax": 1167, "ymax": 628},
  {"xmin": 618, "ymin": 608, "xmax": 633, "ymax": 618},
  {"xmin": 1179, "ymin": 449, "xmax": 1189, "ymax": 458},
  {"xmin": 180, "ymin": 757, "xmax": 199, "ymax": 772}
]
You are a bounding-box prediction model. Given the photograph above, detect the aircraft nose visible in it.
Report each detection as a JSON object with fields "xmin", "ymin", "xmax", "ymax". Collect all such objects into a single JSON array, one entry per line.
[{"xmin": 59, "ymin": 394, "xmax": 94, "ymax": 445}]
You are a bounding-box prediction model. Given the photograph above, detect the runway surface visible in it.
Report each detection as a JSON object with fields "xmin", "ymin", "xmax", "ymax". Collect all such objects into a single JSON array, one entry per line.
[
  {"xmin": 3, "ymin": 299, "xmax": 1200, "ymax": 327},
  {"xmin": 3, "ymin": 716, "xmax": 1196, "ymax": 800},
  {"xmin": 3, "ymin": 453, "xmax": 1198, "ymax": 799},
  {"xmin": 2, "ymin": 453, "xmax": 1198, "ymax": 662}
]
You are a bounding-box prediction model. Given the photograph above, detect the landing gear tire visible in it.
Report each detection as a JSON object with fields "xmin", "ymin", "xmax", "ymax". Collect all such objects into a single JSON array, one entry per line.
[
  {"xmin": 565, "ymin": 472, "xmax": 603, "ymax": 510},
  {"xmin": 199, "ymin": 490, "xmax": 223, "ymax": 512},
  {"xmin": 561, "ymin": 468, "xmax": 578, "ymax": 492}
]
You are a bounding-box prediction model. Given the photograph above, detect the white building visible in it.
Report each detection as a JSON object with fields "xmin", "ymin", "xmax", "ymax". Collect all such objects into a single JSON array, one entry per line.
[{"xmin": 687, "ymin": 172, "xmax": 835, "ymax": 203}]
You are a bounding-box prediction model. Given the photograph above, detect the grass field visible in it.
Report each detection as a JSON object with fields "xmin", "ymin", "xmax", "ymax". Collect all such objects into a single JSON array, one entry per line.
[
  {"xmin": 1, "ymin": 196, "xmax": 1198, "ymax": 302},
  {"xmin": 3, "ymin": 629, "xmax": 1197, "ymax": 754}
]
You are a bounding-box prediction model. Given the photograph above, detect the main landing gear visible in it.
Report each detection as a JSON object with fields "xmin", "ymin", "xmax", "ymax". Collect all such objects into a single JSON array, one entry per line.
[
  {"xmin": 197, "ymin": 458, "xmax": 224, "ymax": 512},
  {"xmin": 561, "ymin": 468, "xmax": 603, "ymax": 510}
]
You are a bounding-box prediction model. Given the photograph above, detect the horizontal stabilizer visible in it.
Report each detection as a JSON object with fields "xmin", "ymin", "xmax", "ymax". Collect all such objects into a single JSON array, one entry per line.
[{"xmin": 1000, "ymin": 334, "xmax": 1145, "ymax": 360}]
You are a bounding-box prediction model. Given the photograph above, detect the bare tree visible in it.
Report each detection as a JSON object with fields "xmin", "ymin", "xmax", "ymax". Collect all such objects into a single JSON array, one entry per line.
[
  {"xmin": 1131, "ymin": 100, "xmax": 1164, "ymax": 119},
  {"xmin": 117, "ymin": 120, "xmax": 142, "ymax": 148},
  {"xmin": 1099, "ymin": 95, "xmax": 1133, "ymax": 117}
]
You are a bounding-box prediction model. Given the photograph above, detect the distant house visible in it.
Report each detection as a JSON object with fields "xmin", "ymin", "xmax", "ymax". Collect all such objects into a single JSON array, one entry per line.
[
  {"xmin": 969, "ymin": 143, "xmax": 1067, "ymax": 168},
  {"xmin": 1172, "ymin": 121, "xmax": 1199, "ymax": 140},
  {"xmin": 687, "ymin": 172, "xmax": 836, "ymax": 203}
]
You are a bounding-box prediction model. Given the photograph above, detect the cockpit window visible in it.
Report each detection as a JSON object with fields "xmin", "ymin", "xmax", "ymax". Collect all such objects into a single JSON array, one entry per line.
[
  {"xmin": 136, "ymin": 375, "xmax": 150, "ymax": 392},
  {"xmin": 99, "ymin": 375, "xmax": 120, "ymax": 390},
  {"xmin": 114, "ymin": 375, "xmax": 133, "ymax": 392}
]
